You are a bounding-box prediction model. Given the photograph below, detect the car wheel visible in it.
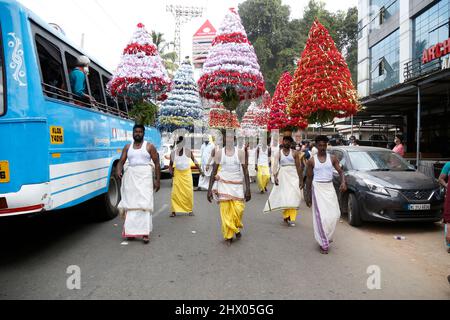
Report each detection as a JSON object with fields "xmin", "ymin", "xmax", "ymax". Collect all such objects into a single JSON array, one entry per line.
[{"xmin": 347, "ymin": 193, "xmax": 363, "ymax": 227}]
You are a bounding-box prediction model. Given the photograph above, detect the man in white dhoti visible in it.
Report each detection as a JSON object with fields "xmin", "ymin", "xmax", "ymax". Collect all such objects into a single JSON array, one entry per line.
[
  {"xmin": 305, "ymin": 135, "xmax": 347, "ymax": 254},
  {"xmin": 264, "ymin": 136, "xmax": 303, "ymax": 227},
  {"xmin": 116, "ymin": 125, "xmax": 161, "ymax": 244},
  {"xmin": 197, "ymin": 135, "xmax": 214, "ymax": 191}
]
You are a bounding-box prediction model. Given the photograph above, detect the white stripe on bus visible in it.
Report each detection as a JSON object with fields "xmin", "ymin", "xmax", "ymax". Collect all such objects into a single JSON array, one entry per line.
[
  {"xmin": 51, "ymin": 178, "xmax": 108, "ymax": 209},
  {"xmin": 50, "ymin": 167, "xmax": 110, "ymax": 194},
  {"xmin": 50, "ymin": 157, "xmax": 113, "ymax": 180}
]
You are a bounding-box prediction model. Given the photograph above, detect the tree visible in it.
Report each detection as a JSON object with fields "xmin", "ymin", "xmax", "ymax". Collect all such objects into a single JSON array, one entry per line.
[
  {"xmin": 158, "ymin": 57, "xmax": 203, "ymax": 132},
  {"xmin": 239, "ymin": 0, "xmax": 359, "ymax": 93},
  {"xmin": 151, "ymin": 31, "xmax": 178, "ymax": 79},
  {"xmin": 288, "ymin": 19, "xmax": 360, "ymax": 125}
]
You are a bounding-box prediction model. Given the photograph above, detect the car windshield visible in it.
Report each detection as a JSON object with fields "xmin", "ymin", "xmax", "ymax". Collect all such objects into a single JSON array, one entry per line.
[{"xmin": 348, "ymin": 151, "xmax": 411, "ymax": 171}]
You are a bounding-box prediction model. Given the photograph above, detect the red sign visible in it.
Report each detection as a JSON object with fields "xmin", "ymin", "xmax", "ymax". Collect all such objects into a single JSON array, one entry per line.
[
  {"xmin": 193, "ymin": 20, "xmax": 216, "ymax": 37},
  {"xmin": 422, "ymin": 38, "xmax": 450, "ymax": 64}
]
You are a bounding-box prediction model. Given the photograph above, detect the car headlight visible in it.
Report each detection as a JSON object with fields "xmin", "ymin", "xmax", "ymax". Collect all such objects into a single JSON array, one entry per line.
[{"xmin": 364, "ymin": 180, "xmax": 391, "ymax": 197}]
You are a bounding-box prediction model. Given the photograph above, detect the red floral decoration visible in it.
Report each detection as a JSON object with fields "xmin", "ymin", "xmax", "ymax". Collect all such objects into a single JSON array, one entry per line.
[
  {"xmin": 269, "ymin": 72, "xmax": 308, "ymax": 131},
  {"xmin": 288, "ymin": 19, "xmax": 360, "ymax": 124},
  {"xmin": 209, "ymin": 104, "xmax": 240, "ymax": 129}
]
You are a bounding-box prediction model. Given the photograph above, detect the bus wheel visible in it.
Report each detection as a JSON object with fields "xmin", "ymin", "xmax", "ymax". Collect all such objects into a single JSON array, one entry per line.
[{"xmin": 94, "ymin": 171, "xmax": 121, "ymax": 221}]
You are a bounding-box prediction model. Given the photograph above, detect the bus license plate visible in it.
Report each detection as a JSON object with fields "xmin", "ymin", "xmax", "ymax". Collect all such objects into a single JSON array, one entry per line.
[
  {"xmin": 408, "ymin": 204, "xmax": 431, "ymax": 211},
  {"xmin": 0, "ymin": 161, "xmax": 10, "ymax": 183}
]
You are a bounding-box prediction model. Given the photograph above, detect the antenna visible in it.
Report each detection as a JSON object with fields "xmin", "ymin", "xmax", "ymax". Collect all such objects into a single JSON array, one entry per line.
[{"xmin": 166, "ymin": 4, "xmax": 204, "ymax": 64}]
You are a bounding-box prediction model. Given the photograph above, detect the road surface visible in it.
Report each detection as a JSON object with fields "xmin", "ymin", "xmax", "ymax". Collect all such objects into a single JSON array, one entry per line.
[{"xmin": 0, "ymin": 179, "xmax": 449, "ymax": 300}]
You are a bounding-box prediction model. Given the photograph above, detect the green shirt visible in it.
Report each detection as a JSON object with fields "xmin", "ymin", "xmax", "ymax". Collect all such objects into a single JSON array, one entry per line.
[{"xmin": 441, "ymin": 162, "xmax": 450, "ymax": 177}]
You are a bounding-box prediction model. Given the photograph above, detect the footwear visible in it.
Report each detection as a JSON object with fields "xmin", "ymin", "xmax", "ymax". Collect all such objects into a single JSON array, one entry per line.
[
  {"xmin": 288, "ymin": 221, "xmax": 296, "ymax": 227},
  {"xmin": 143, "ymin": 236, "xmax": 150, "ymax": 244},
  {"xmin": 319, "ymin": 246, "xmax": 329, "ymax": 254},
  {"xmin": 225, "ymin": 239, "xmax": 233, "ymax": 246},
  {"xmin": 189, "ymin": 212, "xmax": 195, "ymax": 216},
  {"xmin": 235, "ymin": 232, "xmax": 242, "ymax": 240},
  {"xmin": 284, "ymin": 218, "xmax": 290, "ymax": 225},
  {"xmin": 170, "ymin": 213, "xmax": 176, "ymax": 218}
]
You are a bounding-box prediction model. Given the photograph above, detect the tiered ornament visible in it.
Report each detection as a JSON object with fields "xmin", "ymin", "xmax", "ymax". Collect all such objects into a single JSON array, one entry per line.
[
  {"xmin": 240, "ymin": 102, "xmax": 258, "ymax": 136},
  {"xmin": 198, "ymin": 8, "xmax": 265, "ymax": 112},
  {"xmin": 158, "ymin": 57, "xmax": 203, "ymax": 132},
  {"xmin": 108, "ymin": 23, "xmax": 171, "ymax": 101},
  {"xmin": 288, "ymin": 19, "xmax": 360, "ymax": 125},
  {"xmin": 269, "ymin": 72, "xmax": 308, "ymax": 131},
  {"xmin": 253, "ymin": 91, "xmax": 271, "ymax": 130},
  {"xmin": 208, "ymin": 103, "xmax": 240, "ymax": 129}
]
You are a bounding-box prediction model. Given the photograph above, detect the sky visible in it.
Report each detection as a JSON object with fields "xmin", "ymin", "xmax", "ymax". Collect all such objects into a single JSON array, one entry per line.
[{"xmin": 17, "ymin": 0, "xmax": 357, "ymax": 71}]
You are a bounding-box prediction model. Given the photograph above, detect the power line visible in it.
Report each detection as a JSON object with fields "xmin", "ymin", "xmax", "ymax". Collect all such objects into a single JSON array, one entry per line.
[{"xmin": 93, "ymin": 0, "xmax": 127, "ymax": 36}]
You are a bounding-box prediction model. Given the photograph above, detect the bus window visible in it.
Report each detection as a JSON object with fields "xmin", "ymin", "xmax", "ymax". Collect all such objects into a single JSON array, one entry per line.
[
  {"xmin": 102, "ymin": 75, "xmax": 118, "ymax": 110},
  {"xmin": 0, "ymin": 25, "xmax": 5, "ymax": 116},
  {"xmin": 87, "ymin": 67, "xmax": 105, "ymax": 105},
  {"xmin": 117, "ymin": 96, "xmax": 128, "ymax": 114},
  {"xmin": 35, "ymin": 34, "xmax": 67, "ymax": 100},
  {"xmin": 65, "ymin": 52, "xmax": 91, "ymax": 106}
]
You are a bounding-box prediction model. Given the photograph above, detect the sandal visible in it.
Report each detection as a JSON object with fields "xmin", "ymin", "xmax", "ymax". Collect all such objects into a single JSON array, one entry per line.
[
  {"xmin": 170, "ymin": 213, "xmax": 176, "ymax": 218},
  {"xmin": 319, "ymin": 246, "xmax": 329, "ymax": 255},
  {"xmin": 143, "ymin": 236, "xmax": 150, "ymax": 244},
  {"xmin": 235, "ymin": 232, "xmax": 242, "ymax": 240}
]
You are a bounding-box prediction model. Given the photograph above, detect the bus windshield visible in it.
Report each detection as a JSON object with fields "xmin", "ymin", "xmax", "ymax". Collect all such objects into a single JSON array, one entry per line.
[{"xmin": 0, "ymin": 25, "xmax": 5, "ymax": 116}]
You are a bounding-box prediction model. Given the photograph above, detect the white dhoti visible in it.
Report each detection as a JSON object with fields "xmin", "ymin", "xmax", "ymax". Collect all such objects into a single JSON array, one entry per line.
[
  {"xmin": 312, "ymin": 181, "xmax": 341, "ymax": 251},
  {"xmin": 118, "ymin": 165, "xmax": 154, "ymax": 238},
  {"xmin": 264, "ymin": 165, "xmax": 301, "ymax": 212},
  {"xmin": 198, "ymin": 164, "xmax": 212, "ymax": 190}
]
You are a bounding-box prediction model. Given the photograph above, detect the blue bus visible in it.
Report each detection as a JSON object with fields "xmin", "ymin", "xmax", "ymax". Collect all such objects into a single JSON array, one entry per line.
[{"xmin": 0, "ymin": 0, "xmax": 161, "ymax": 219}]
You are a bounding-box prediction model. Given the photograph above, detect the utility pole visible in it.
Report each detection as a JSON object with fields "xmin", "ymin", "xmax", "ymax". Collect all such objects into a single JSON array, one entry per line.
[{"xmin": 166, "ymin": 4, "xmax": 204, "ymax": 64}]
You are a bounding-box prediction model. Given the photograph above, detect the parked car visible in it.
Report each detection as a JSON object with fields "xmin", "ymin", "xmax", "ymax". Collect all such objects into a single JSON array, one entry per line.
[{"xmin": 329, "ymin": 146, "xmax": 444, "ymax": 227}]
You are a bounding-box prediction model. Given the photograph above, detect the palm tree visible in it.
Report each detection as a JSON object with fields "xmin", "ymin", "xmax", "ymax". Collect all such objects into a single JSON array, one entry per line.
[{"xmin": 151, "ymin": 31, "xmax": 178, "ymax": 79}]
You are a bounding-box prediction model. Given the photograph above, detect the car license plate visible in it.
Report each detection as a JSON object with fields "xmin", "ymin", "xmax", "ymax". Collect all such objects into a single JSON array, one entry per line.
[
  {"xmin": 0, "ymin": 161, "xmax": 10, "ymax": 183},
  {"xmin": 408, "ymin": 204, "xmax": 431, "ymax": 211}
]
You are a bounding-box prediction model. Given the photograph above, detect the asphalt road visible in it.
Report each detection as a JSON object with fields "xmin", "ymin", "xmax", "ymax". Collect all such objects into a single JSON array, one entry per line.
[{"xmin": 0, "ymin": 179, "xmax": 449, "ymax": 300}]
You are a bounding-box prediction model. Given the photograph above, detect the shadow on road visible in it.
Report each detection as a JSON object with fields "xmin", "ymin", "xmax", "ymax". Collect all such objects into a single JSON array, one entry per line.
[
  {"xmin": 340, "ymin": 212, "xmax": 444, "ymax": 236},
  {"xmin": 0, "ymin": 200, "xmax": 102, "ymax": 267}
]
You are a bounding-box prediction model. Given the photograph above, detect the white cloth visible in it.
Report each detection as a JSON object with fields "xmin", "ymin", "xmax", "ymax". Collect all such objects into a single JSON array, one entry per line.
[
  {"xmin": 313, "ymin": 154, "xmax": 333, "ymax": 182},
  {"xmin": 270, "ymin": 146, "xmax": 280, "ymax": 184},
  {"xmin": 174, "ymin": 148, "xmax": 190, "ymax": 171},
  {"xmin": 264, "ymin": 165, "xmax": 301, "ymax": 212},
  {"xmin": 128, "ymin": 141, "xmax": 150, "ymax": 167},
  {"xmin": 198, "ymin": 144, "xmax": 214, "ymax": 190},
  {"xmin": 257, "ymin": 146, "xmax": 269, "ymax": 166},
  {"xmin": 212, "ymin": 147, "xmax": 244, "ymax": 202},
  {"xmin": 312, "ymin": 181, "xmax": 341, "ymax": 250},
  {"xmin": 248, "ymin": 148, "xmax": 257, "ymax": 177},
  {"xmin": 118, "ymin": 165, "xmax": 154, "ymax": 237}
]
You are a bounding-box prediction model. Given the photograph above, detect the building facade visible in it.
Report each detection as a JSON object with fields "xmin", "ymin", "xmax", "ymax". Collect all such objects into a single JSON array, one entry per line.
[{"xmin": 358, "ymin": 0, "xmax": 450, "ymax": 158}]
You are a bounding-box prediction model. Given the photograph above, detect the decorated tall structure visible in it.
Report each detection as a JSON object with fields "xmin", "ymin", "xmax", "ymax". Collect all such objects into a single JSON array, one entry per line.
[
  {"xmin": 198, "ymin": 8, "xmax": 265, "ymax": 119},
  {"xmin": 158, "ymin": 57, "xmax": 203, "ymax": 132},
  {"xmin": 269, "ymin": 72, "xmax": 307, "ymax": 132},
  {"xmin": 108, "ymin": 23, "xmax": 171, "ymax": 102},
  {"xmin": 288, "ymin": 19, "xmax": 360, "ymax": 125}
]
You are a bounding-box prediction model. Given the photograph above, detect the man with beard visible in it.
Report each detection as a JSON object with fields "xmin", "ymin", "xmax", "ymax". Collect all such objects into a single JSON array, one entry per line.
[
  {"xmin": 305, "ymin": 135, "xmax": 347, "ymax": 254},
  {"xmin": 116, "ymin": 125, "xmax": 161, "ymax": 244}
]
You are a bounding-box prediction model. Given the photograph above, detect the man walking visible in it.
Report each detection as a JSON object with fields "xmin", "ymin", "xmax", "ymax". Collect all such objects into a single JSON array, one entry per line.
[
  {"xmin": 256, "ymin": 137, "xmax": 271, "ymax": 194},
  {"xmin": 197, "ymin": 135, "xmax": 214, "ymax": 191},
  {"xmin": 207, "ymin": 130, "xmax": 251, "ymax": 246},
  {"xmin": 116, "ymin": 125, "xmax": 160, "ymax": 244},
  {"xmin": 305, "ymin": 135, "xmax": 347, "ymax": 254},
  {"xmin": 264, "ymin": 136, "xmax": 303, "ymax": 227}
]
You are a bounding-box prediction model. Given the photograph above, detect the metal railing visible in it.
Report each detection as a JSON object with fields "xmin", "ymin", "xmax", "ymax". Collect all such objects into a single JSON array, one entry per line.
[
  {"xmin": 42, "ymin": 83, "xmax": 131, "ymax": 120},
  {"xmin": 403, "ymin": 58, "xmax": 442, "ymax": 82}
]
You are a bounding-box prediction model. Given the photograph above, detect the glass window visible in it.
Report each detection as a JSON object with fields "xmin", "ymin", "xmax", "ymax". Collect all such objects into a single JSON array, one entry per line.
[
  {"xmin": 0, "ymin": 25, "xmax": 5, "ymax": 116},
  {"xmin": 370, "ymin": 0, "xmax": 399, "ymax": 32},
  {"xmin": 369, "ymin": 29, "xmax": 400, "ymax": 93},
  {"xmin": 102, "ymin": 75, "xmax": 117, "ymax": 109},
  {"xmin": 413, "ymin": 0, "xmax": 450, "ymax": 60},
  {"xmin": 348, "ymin": 151, "xmax": 411, "ymax": 171},
  {"xmin": 87, "ymin": 67, "xmax": 105, "ymax": 104},
  {"xmin": 35, "ymin": 34, "xmax": 67, "ymax": 100}
]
